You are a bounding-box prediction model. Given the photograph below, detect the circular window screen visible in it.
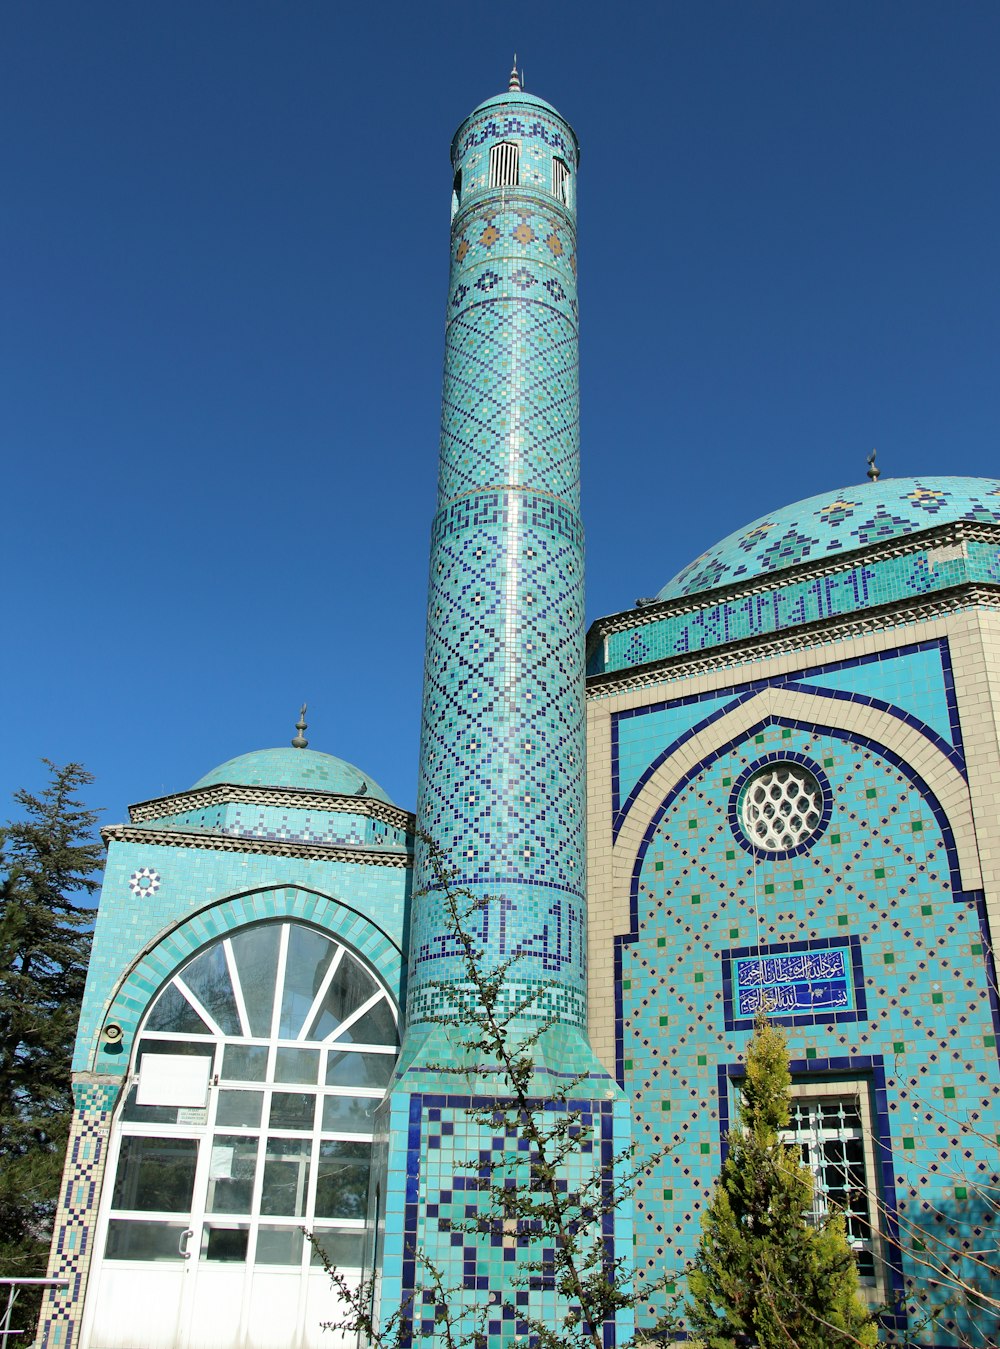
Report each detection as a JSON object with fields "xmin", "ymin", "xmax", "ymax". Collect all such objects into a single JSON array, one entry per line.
[{"xmin": 740, "ymin": 762, "xmax": 824, "ymax": 853}]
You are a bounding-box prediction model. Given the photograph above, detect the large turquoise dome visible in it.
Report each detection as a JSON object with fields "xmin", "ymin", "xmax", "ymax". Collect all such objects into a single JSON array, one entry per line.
[
  {"xmin": 192, "ymin": 748, "xmax": 393, "ymax": 802},
  {"xmin": 657, "ymin": 476, "xmax": 1000, "ymax": 601}
]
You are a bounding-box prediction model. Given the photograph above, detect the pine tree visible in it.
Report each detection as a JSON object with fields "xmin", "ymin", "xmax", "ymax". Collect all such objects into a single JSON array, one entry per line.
[
  {"xmin": 0, "ymin": 761, "xmax": 101, "ymax": 1286},
  {"xmin": 687, "ymin": 1011, "xmax": 877, "ymax": 1349}
]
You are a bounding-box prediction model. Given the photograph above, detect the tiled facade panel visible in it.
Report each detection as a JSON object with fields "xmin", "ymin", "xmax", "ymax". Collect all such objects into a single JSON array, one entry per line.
[
  {"xmin": 610, "ymin": 646, "xmax": 1000, "ymax": 1343},
  {"xmin": 73, "ymin": 838, "xmax": 409, "ymax": 1076},
  {"xmin": 590, "ymin": 533, "xmax": 1000, "ymax": 675},
  {"xmin": 387, "ymin": 1091, "xmax": 630, "ymax": 1349},
  {"xmin": 613, "ymin": 642, "xmax": 961, "ymax": 825}
]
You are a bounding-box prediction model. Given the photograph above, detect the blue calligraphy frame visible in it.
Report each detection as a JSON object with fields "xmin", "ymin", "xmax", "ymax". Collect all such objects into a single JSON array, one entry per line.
[{"xmin": 721, "ymin": 935, "xmax": 866, "ymax": 1032}]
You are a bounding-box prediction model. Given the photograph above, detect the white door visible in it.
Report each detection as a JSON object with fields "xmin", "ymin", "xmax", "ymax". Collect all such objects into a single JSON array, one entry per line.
[{"xmin": 82, "ymin": 921, "xmax": 398, "ymax": 1349}]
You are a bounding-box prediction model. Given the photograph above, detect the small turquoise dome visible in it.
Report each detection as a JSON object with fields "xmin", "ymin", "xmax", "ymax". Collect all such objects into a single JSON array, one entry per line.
[
  {"xmin": 192, "ymin": 748, "xmax": 393, "ymax": 803},
  {"xmin": 658, "ymin": 476, "xmax": 1000, "ymax": 601}
]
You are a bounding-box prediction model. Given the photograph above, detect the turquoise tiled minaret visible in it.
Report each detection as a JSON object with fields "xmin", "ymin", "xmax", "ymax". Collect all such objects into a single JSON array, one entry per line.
[
  {"xmin": 408, "ymin": 75, "xmax": 586, "ymax": 1042},
  {"xmin": 376, "ymin": 70, "xmax": 632, "ymax": 1348}
]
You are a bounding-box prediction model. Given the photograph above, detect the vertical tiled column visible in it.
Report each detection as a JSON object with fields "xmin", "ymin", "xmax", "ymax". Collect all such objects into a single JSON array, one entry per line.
[
  {"xmin": 36, "ymin": 1080, "xmax": 120, "ymax": 1349},
  {"xmin": 378, "ymin": 83, "xmax": 632, "ymax": 1349}
]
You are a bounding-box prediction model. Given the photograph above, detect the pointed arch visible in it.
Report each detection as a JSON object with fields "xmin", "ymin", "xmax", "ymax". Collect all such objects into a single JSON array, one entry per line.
[{"xmin": 85, "ymin": 885, "xmax": 403, "ymax": 1077}]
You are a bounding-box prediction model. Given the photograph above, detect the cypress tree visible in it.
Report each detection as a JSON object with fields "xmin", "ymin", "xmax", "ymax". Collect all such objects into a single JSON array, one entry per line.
[
  {"xmin": 0, "ymin": 761, "xmax": 101, "ymax": 1288},
  {"xmin": 687, "ymin": 1011, "xmax": 877, "ymax": 1349}
]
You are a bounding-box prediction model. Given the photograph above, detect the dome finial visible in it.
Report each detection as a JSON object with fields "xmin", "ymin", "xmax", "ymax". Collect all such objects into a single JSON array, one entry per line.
[
  {"xmin": 291, "ymin": 703, "xmax": 308, "ymax": 749},
  {"xmin": 866, "ymin": 447, "xmax": 880, "ymax": 483},
  {"xmin": 508, "ymin": 54, "xmax": 523, "ymax": 92}
]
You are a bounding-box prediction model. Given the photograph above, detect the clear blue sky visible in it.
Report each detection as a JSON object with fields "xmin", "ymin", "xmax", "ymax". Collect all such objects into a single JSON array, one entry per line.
[{"xmin": 3, "ymin": 1, "xmax": 998, "ymax": 829}]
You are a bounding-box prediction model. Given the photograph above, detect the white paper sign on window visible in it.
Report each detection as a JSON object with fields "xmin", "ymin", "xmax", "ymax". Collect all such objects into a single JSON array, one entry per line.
[{"xmin": 136, "ymin": 1053, "xmax": 211, "ymax": 1108}]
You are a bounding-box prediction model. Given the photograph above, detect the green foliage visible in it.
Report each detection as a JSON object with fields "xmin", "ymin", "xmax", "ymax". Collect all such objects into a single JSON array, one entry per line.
[
  {"xmin": 687, "ymin": 1011, "xmax": 877, "ymax": 1349},
  {"xmin": 0, "ymin": 761, "xmax": 101, "ymax": 1299}
]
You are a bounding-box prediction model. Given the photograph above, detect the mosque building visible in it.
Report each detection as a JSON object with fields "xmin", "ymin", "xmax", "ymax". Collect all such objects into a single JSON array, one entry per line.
[{"xmin": 37, "ymin": 69, "xmax": 1000, "ymax": 1349}]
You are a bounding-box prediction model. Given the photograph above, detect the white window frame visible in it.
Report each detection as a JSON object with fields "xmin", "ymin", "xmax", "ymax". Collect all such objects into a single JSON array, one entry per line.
[
  {"xmin": 489, "ymin": 141, "xmax": 520, "ymax": 188},
  {"xmin": 781, "ymin": 1079, "xmax": 887, "ymax": 1304},
  {"xmin": 552, "ymin": 157, "xmax": 570, "ymax": 205}
]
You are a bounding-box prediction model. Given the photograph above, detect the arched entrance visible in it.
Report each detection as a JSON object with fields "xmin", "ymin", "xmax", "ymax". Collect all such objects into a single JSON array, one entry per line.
[{"xmin": 82, "ymin": 919, "xmax": 398, "ymax": 1349}]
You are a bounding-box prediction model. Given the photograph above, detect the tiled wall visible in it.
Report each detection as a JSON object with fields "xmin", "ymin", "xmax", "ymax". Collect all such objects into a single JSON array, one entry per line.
[
  {"xmin": 134, "ymin": 801, "xmax": 407, "ymax": 850},
  {"xmin": 589, "ymin": 623, "xmax": 1000, "ymax": 1344},
  {"xmin": 74, "ymin": 838, "xmax": 410, "ymax": 1077}
]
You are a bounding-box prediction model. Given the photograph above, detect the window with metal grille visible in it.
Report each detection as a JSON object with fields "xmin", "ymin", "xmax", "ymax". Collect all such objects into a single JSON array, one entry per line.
[
  {"xmin": 552, "ymin": 157, "xmax": 570, "ymax": 204},
  {"xmin": 782, "ymin": 1095, "xmax": 876, "ymax": 1282},
  {"xmin": 489, "ymin": 141, "xmax": 520, "ymax": 188}
]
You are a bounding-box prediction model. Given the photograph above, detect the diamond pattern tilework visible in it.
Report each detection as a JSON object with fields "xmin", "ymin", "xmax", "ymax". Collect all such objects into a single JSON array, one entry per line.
[
  {"xmin": 658, "ymin": 477, "xmax": 1000, "ymax": 600},
  {"xmin": 408, "ymin": 117, "xmax": 585, "ymax": 1031},
  {"xmin": 617, "ymin": 694, "xmax": 1000, "ymax": 1339},
  {"xmin": 382, "ymin": 93, "xmax": 632, "ymax": 1349}
]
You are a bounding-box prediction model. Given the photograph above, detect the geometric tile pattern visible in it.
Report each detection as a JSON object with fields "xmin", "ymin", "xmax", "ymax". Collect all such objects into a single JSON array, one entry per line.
[
  {"xmin": 380, "ymin": 87, "xmax": 632, "ymax": 1349},
  {"xmin": 592, "ymin": 530, "xmax": 1000, "ymax": 675},
  {"xmin": 36, "ymin": 1085, "xmax": 120, "ymax": 1349},
  {"xmin": 617, "ymin": 676, "xmax": 1000, "ymax": 1343},
  {"xmin": 409, "ymin": 103, "xmax": 586, "ymax": 1031},
  {"xmin": 657, "ymin": 476, "xmax": 1000, "ymax": 599},
  {"xmin": 391, "ymin": 1091, "xmax": 627, "ymax": 1349},
  {"xmin": 611, "ymin": 641, "xmax": 962, "ymax": 830},
  {"xmin": 134, "ymin": 800, "xmax": 409, "ymax": 850}
]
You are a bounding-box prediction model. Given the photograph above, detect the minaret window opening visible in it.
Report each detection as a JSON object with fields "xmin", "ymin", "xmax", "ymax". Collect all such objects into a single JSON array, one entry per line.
[
  {"xmin": 552, "ymin": 157, "xmax": 570, "ymax": 204},
  {"xmin": 451, "ymin": 170, "xmax": 462, "ymax": 220},
  {"xmin": 488, "ymin": 141, "xmax": 520, "ymax": 188}
]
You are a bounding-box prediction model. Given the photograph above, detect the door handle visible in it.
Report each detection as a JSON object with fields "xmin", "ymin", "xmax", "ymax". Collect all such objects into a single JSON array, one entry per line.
[{"xmin": 178, "ymin": 1228, "xmax": 194, "ymax": 1259}]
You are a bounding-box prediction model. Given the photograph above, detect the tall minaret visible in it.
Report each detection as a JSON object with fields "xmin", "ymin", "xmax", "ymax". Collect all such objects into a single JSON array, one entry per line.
[
  {"xmin": 376, "ymin": 68, "xmax": 630, "ymax": 1347},
  {"xmin": 407, "ymin": 63, "xmax": 589, "ymax": 1055}
]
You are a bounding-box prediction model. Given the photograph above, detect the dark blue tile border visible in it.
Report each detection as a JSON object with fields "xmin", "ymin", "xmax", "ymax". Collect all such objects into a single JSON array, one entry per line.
[{"xmin": 726, "ymin": 752, "xmax": 834, "ymax": 861}]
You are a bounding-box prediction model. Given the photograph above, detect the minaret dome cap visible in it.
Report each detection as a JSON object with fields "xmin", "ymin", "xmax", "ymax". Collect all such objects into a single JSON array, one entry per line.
[{"xmin": 451, "ymin": 87, "xmax": 580, "ymax": 166}]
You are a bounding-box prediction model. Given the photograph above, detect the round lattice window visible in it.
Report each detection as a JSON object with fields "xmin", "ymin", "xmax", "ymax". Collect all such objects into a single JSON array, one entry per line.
[{"xmin": 739, "ymin": 762, "xmax": 824, "ymax": 853}]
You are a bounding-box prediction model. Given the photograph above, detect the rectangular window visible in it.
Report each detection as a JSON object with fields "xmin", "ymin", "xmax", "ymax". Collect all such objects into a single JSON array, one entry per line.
[
  {"xmin": 552, "ymin": 157, "xmax": 570, "ymax": 204},
  {"xmin": 112, "ymin": 1137, "xmax": 198, "ymax": 1213},
  {"xmin": 781, "ymin": 1092, "xmax": 876, "ymax": 1283},
  {"xmin": 489, "ymin": 142, "xmax": 520, "ymax": 188}
]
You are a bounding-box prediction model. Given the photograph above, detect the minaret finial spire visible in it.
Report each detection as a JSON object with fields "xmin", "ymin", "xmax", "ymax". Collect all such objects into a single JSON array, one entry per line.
[
  {"xmin": 866, "ymin": 447, "xmax": 880, "ymax": 483},
  {"xmin": 291, "ymin": 703, "xmax": 308, "ymax": 749},
  {"xmin": 508, "ymin": 54, "xmax": 523, "ymax": 92}
]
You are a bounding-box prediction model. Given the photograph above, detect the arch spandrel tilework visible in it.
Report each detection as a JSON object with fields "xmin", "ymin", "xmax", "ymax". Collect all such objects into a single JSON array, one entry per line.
[
  {"xmin": 85, "ymin": 886, "xmax": 403, "ymax": 1078},
  {"xmin": 612, "ymin": 687, "xmax": 981, "ymax": 895},
  {"xmin": 609, "ymin": 712, "xmax": 1000, "ymax": 1339}
]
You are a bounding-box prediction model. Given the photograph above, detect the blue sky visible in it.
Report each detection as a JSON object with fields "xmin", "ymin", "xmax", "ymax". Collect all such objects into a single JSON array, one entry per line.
[{"xmin": 3, "ymin": 1, "xmax": 998, "ymax": 828}]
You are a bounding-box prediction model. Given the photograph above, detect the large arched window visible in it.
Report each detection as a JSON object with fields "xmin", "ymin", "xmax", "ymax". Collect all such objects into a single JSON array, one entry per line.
[{"xmin": 101, "ymin": 921, "xmax": 398, "ymax": 1276}]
